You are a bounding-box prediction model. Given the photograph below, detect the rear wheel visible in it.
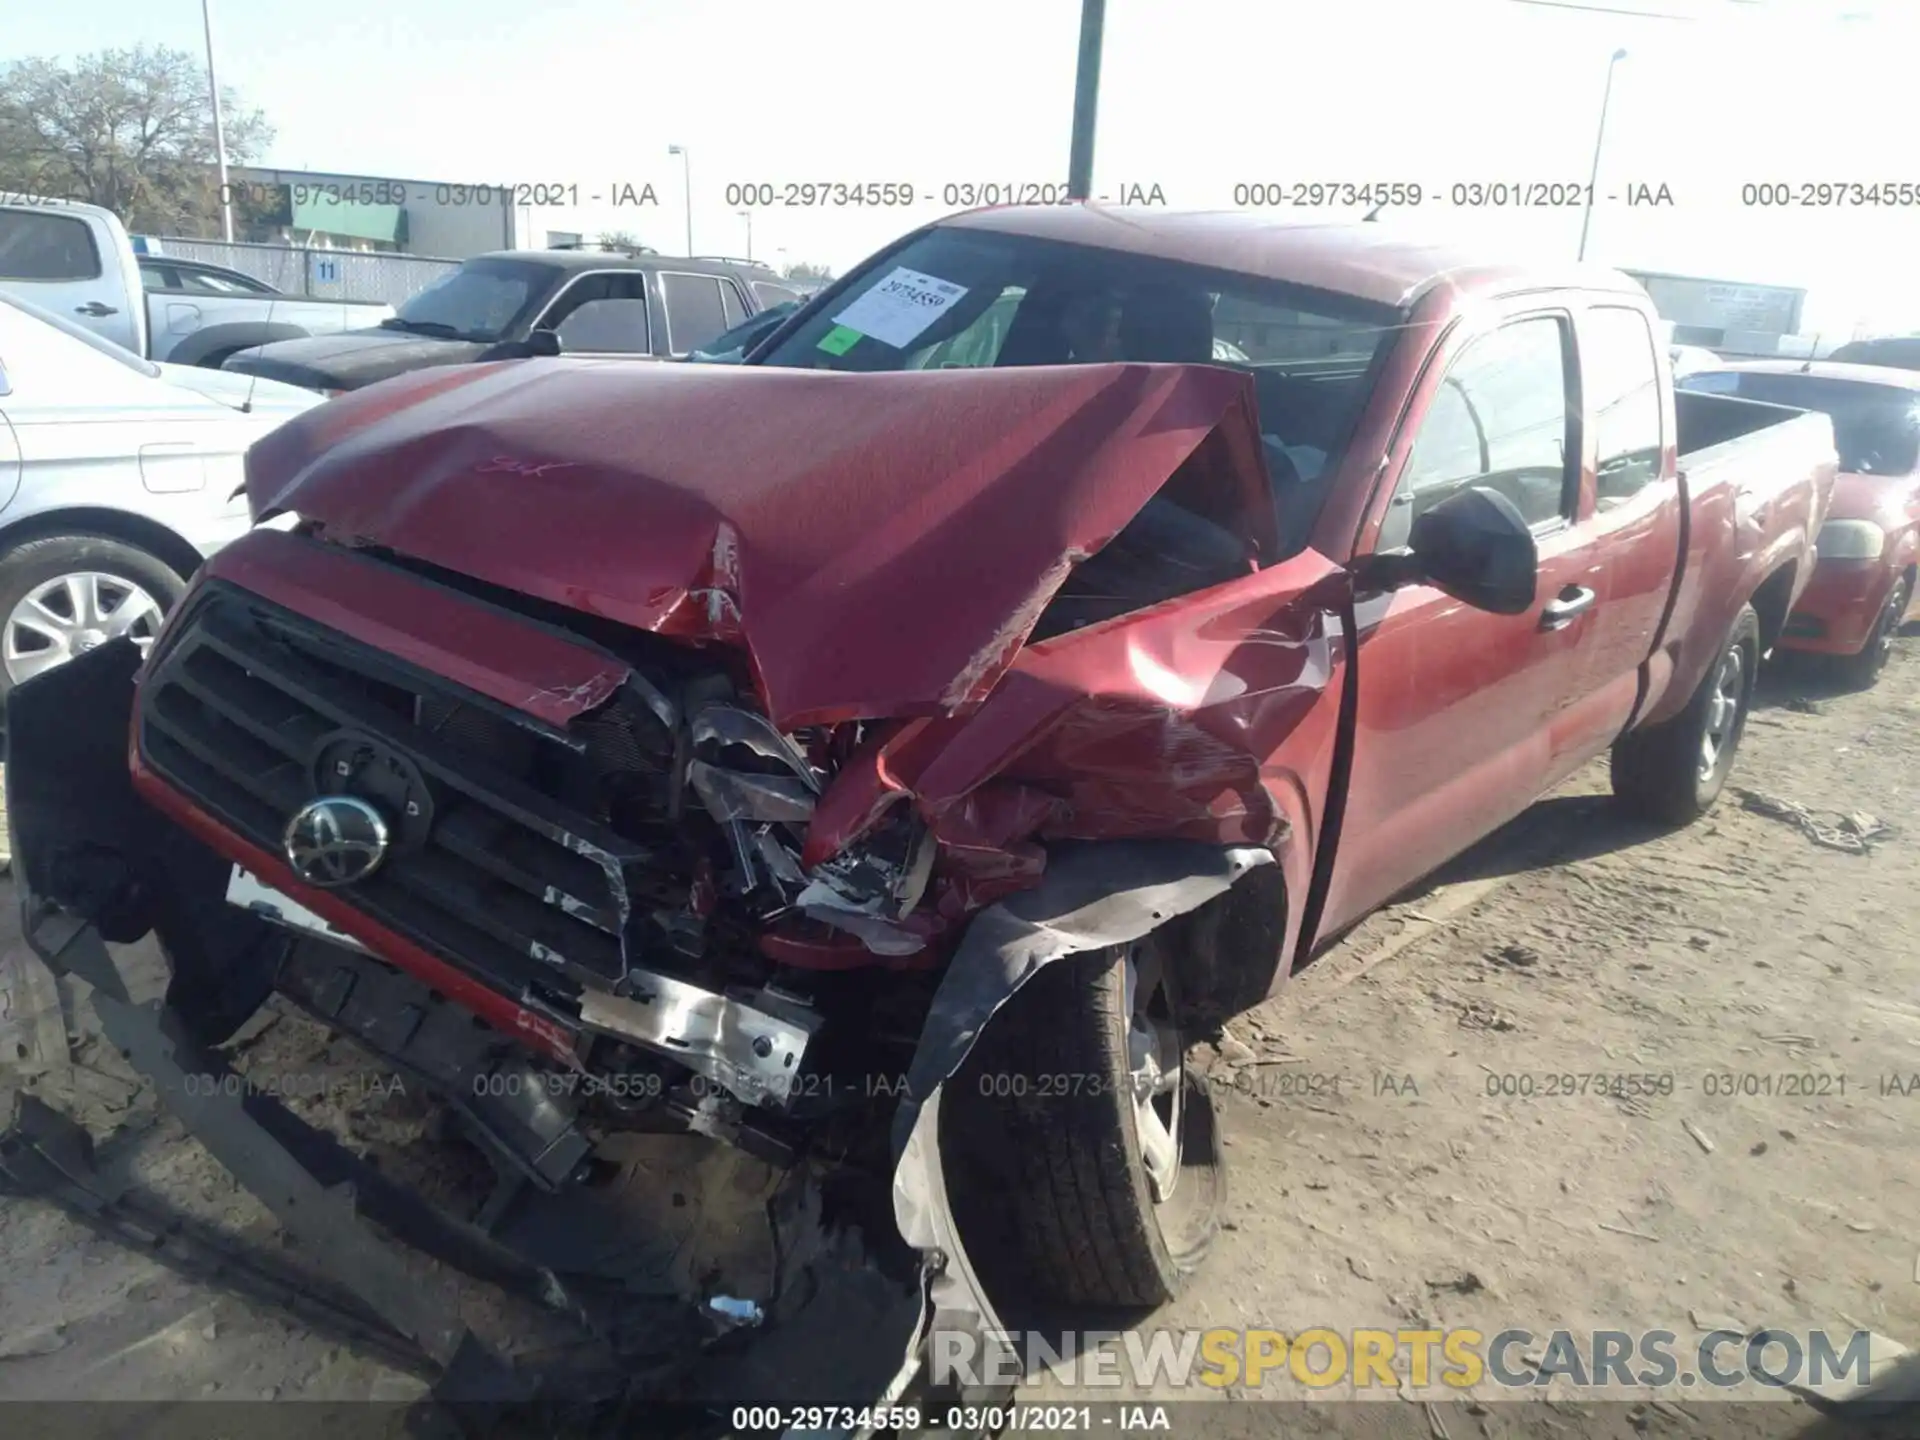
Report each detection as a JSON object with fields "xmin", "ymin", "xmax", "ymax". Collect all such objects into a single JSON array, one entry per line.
[
  {"xmin": 1830, "ymin": 572, "xmax": 1912, "ymax": 692},
  {"xmin": 0, "ymin": 534, "xmax": 187, "ymax": 708},
  {"xmin": 964, "ymin": 938, "xmax": 1224, "ymax": 1308},
  {"xmin": 1611, "ymin": 603, "xmax": 1760, "ymax": 826}
]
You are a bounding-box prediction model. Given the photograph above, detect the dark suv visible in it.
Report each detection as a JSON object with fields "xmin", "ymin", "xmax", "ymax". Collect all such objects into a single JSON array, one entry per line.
[
  {"xmin": 1827, "ymin": 335, "xmax": 1920, "ymax": 372},
  {"xmin": 222, "ymin": 250, "xmax": 802, "ymax": 393}
]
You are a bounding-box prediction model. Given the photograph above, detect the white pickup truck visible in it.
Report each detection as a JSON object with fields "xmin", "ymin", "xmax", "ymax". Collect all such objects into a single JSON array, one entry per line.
[{"xmin": 0, "ymin": 196, "xmax": 392, "ymax": 368}]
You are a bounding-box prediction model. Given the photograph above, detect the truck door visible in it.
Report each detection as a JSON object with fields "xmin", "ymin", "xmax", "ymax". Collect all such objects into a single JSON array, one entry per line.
[
  {"xmin": 0, "ymin": 206, "xmax": 142, "ymax": 355},
  {"xmin": 1548, "ymin": 301, "xmax": 1684, "ymax": 776},
  {"xmin": 1316, "ymin": 303, "xmax": 1605, "ymax": 938}
]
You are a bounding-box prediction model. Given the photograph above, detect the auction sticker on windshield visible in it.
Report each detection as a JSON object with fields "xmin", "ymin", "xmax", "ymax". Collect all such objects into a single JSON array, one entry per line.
[
  {"xmin": 830, "ymin": 266, "xmax": 967, "ymax": 348},
  {"xmin": 817, "ymin": 323, "xmax": 863, "ymax": 355}
]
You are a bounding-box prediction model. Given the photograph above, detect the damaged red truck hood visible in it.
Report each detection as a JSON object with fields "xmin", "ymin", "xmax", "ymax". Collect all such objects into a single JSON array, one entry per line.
[{"xmin": 245, "ymin": 359, "xmax": 1272, "ymax": 728}]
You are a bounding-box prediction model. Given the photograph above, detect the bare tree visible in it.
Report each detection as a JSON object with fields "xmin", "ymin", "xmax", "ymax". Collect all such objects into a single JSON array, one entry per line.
[
  {"xmin": 596, "ymin": 229, "xmax": 649, "ymax": 252},
  {"xmin": 782, "ymin": 260, "xmax": 834, "ymax": 283},
  {"xmin": 0, "ymin": 46, "xmax": 273, "ymax": 235}
]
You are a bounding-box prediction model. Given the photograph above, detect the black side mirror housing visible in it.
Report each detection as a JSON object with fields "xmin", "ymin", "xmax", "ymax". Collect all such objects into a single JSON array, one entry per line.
[
  {"xmin": 522, "ymin": 327, "xmax": 562, "ymax": 358},
  {"xmin": 1405, "ymin": 486, "xmax": 1539, "ymax": 615}
]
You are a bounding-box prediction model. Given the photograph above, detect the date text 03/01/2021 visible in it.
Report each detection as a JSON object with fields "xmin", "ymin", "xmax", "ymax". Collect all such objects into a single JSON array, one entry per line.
[
  {"xmin": 1228, "ymin": 181, "xmax": 1676, "ymax": 207},
  {"xmin": 215, "ymin": 180, "xmax": 661, "ymax": 208},
  {"xmin": 727, "ymin": 1407, "xmax": 1166, "ymax": 1435}
]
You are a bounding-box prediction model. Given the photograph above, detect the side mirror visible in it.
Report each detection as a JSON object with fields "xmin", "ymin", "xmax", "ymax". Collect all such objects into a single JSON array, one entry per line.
[
  {"xmin": 522, "ymin": 327, "xmax": 562, "ymax": 358},
  {"xmin": 1404, "ymin": 486, "xmax": 1539, "ymax": 615}
]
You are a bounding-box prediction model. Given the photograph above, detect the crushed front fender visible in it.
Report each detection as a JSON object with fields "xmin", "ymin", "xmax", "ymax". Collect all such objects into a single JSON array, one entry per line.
[{"xmin": 884, "ymin": 840, "xmax": 1277, "ymax": 1392}]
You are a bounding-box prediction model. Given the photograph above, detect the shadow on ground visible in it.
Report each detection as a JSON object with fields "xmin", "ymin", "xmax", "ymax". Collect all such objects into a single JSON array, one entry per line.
[{"xmin": 1403, "ymin": 792, "xmax": 1668, "ymax": 893}]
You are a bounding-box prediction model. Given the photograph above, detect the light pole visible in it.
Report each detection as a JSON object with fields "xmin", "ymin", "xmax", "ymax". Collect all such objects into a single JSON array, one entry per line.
[
  {"xmin": 201, "ymin": 0, "xmax": 234, "ymax": 240},
  {"xmin": 1577, "ymin": 48, "xmax": 1628, "ymax": 262},
  {"xmin": 668, "ymin": 144, "xmax": 692, "ymax": 254},
  {"xmin": 1066, "ymin": 0, "xmax": 1107, "ymax": 200},
  {"xmin": 737, "ymin": 210, "xmax": 752, "ymax": 260}
]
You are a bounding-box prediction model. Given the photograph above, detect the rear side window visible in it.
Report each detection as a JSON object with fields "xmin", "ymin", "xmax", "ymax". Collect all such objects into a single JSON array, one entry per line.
[
  {"xmin": 752, "ymin": 281, "xmax": 801, "ymax": 308},
  {"xmin": 181, "ymin": 266, "xmax": 275, "ymax": 295},
  {"xmin": 1585, "ymin": 306, "xmax": 1664, "ymax": 505},
  {"xmin": 1381, "ymin": 314, "xmax": 1576, "ymax": 550},
  {"xmin": 0, "ymin": 211, "xmax": 104, "ymax": 281},
  {"xmin": 660, "ymin": 272, "xmax": 731, "ymax": 354}
]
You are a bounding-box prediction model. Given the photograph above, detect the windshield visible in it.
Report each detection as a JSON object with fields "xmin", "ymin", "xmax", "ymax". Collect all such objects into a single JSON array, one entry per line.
[
  {"xmin": 0, "ymin": 291, "xmax": 161, "ymax": 378},
  {"xmin": 754, "ymin": 228, "xmax": 1403, "ymax": 557},
  {"xmin": 388, "ymin": 258, "xmax": 553, "ymax": 342},
  {"xmin": 1680, "ymin": 371, "xmax": 1920, "ymax": 475}
]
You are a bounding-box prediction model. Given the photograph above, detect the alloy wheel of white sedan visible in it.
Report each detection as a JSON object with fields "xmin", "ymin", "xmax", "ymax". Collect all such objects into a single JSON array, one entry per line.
[{"xmin": 4, "ymin": 570, "xmax": 167, "ymax": 686}]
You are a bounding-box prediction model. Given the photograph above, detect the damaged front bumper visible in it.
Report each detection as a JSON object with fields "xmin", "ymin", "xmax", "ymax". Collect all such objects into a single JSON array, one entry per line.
[{"xmin": 4, "ymin": 637, "xmax": 1273, "ymax": 1425}]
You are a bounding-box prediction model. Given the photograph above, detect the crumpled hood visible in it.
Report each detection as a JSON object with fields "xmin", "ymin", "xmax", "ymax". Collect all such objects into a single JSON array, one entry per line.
[{"xmin": 245, "ymin": 357, "xmax": 1272, "ymax": 728}]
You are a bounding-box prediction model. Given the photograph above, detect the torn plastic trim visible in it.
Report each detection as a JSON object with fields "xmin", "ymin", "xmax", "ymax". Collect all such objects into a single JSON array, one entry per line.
[
  {"xmin": 881, "ymin": 840, "xmax": 1277, "ymax": 1389},
  {"xmin": 686, "ymin": 759, "xmax": 817, "ymax": 824},
  {"xmin": 690, "ymin": 703, "xmax": 823, "ymax": 794},
  {"xmin": 795, "ymin": 904, "xmax": 928, "ymax": 958},
  {"xmin": 790, "ymin": 808, "xmax": 940, "ymax": 957}
]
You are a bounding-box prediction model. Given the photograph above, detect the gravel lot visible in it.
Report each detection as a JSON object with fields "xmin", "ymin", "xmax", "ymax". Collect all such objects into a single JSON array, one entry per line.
[{"xmin": 3, "ymin": 625, "xmax": 1916, "ymax": 1438}]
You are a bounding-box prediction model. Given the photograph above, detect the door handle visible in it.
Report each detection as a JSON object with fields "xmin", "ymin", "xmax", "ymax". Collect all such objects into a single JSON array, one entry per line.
[
  {"xmin": 1539, "ymin": 585, "xmax": 1597, "ymax": 631},
  {"xmin": 75, "ymin": 301, "xmax": 119, "ymax": 317}
]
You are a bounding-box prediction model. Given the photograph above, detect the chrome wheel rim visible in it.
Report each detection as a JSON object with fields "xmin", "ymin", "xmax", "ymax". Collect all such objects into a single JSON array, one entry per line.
[
  {"xmin": 1699, "ymin": 644, "xmax": 1745, "ymax": 782},
  {"xmin": 3, "ymin": 572, "xmax": 165, "ymax": 686},
  {"xmin": 1124, "ymin": 944, "xmax": 1185, "ymax": 1205}
]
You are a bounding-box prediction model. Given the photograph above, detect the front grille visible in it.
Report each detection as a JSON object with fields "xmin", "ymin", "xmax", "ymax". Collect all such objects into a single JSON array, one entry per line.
[{"xmin": 137, "ymin": 582, "xmax": 686, "ymax": 1004}]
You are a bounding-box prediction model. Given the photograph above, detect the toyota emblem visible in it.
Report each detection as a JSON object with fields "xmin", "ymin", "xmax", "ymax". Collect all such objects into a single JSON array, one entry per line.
[{"xmin": 283, "ymin": 796, "xmax": 391, "ymax": 887}]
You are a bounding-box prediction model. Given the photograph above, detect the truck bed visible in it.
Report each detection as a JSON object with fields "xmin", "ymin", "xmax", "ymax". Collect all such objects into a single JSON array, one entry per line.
[
  {"xmin": 1639, "ymin": 387, "xmax": 1838, "ymax": 725},
  {"xmin": 145, "ymin": 292, "xmax": 394, "ymax": 366}
]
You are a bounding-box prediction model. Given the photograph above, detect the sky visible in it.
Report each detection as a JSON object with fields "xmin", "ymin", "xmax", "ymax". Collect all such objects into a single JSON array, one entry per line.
[{"xmin": 9, "ymin": 0, "xmax": 1920, "ymax": 336}]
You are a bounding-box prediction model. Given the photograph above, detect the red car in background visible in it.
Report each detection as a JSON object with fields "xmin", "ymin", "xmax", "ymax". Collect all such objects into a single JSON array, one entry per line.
[{"xmin": 1679, "ymin": 361, "xmax": 1919, "ymax": 687}]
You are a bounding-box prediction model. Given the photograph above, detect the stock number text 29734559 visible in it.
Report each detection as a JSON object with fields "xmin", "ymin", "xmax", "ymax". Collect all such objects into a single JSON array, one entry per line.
[
  {"xmin": 725, "ymin": 182, "xmax": 919, "ymax": 208},
  {"xmin": 1741, "ymin": 181, "xmax": 1920, "ymax": 207},
  {"xmin": 1233, "ymin": 181, "xmax": 1424, "ymax": 207}
]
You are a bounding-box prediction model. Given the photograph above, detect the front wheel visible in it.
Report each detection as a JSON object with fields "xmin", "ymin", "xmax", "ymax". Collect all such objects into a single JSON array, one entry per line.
[
  {"xmin": 960, "ymin": 938, "xmax": 1224, "ymax": 1308},
  {"xmin": 1611, "ymin": 602, "xmax": 1760, "ymax": 827}
]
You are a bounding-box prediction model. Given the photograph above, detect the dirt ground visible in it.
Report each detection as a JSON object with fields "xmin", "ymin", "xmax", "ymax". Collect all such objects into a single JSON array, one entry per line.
[{"xmin": 2, "ymin": 624, "xmax": 1916, "ymax": 1437}]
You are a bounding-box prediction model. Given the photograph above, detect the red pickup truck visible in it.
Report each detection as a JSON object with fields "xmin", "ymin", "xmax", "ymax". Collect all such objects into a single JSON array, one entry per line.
[{"xmin": 7, "ymin": 207, "xmax": 1837, "ymax": 1401}]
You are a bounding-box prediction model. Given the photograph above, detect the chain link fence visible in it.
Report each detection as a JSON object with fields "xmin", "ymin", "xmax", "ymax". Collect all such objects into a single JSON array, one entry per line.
[{"xmin": 147, "ymin": 238, "xmax": 461, "ymax": 308}]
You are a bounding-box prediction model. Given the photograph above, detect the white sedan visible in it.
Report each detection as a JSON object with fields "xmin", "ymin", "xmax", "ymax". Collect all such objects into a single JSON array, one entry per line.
[{"xmin": 0, "ymin": 292, "xmax": 324, "ymax": 707}]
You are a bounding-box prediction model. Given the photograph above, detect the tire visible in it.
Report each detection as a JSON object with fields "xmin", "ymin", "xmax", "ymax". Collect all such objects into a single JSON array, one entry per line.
[
  {"xmin": 0, "ymin": 534, "xmax": 188, "ymax": 709},
  {"xmin": 1611, "ymin": 602, "xmax": 1760, "ymax": 827},
  {"xmin": 1829, "ymin": 572, "xmax": 1912, "ymax": 693},
  {"xmin": 962, "ymin": 937, "xmax": 1224, "ymax": 1308}
]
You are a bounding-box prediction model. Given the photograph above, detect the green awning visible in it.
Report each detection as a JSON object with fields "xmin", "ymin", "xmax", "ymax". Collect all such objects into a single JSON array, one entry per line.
[{"xmin": 290, "ymin": 193, "xmax": 407, "ymax": 245}]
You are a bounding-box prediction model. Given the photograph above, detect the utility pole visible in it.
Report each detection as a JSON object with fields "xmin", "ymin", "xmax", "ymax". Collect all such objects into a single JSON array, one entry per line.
[
  {"xmin": 1066, "ymin": 0, "xmax": 1107, "ymax": 201},
  {"xmin": 668, "ymin": 145, "xmax": 693, "ymax": 254},
  {"xmin": 738, "ymin": 210, "xmax": 752, "ymax": 261},
  {"xmin": 202, "ymin": 0, "xmax": 234, "ymax": 240},
  {"xmin": 1577, "ymin": 48, "xmax": 1628, "ymax": 262}
]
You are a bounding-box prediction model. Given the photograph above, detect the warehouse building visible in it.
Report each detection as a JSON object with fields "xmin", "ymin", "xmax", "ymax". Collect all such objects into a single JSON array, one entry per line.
[{"xmin": 223, "ymin": 165, "xmax": 523, "ymax": 257}]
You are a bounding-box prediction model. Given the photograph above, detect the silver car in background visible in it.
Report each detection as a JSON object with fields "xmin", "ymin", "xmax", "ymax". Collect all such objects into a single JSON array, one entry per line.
[{"xmin": 0, "ymin": 292, "xmax": 324, "ymax": 710}]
